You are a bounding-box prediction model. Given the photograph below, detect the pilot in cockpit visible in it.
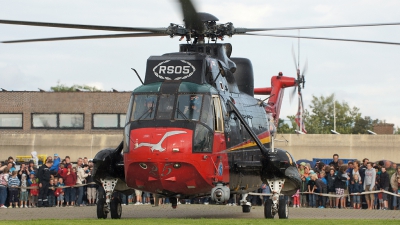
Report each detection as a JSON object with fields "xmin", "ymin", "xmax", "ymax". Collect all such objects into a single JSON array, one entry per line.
[{"xmin": 183, "ymin": 95, "xmax": 201, "ymax": 120}]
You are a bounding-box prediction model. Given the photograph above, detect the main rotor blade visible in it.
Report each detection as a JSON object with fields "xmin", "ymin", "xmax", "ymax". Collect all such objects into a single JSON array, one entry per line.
[
  {"xmin": 0, "ymin": 19, "xmax": 166, "ymax": 33},
  {"xmin": 243, "ymin": 33, "xmax": 400, "ymax": 46},
  {"xmin": 2, "ymin": 32, "xmax": 167, "ymax": 43},
  {"xmin": 178, "ymin": 0, "xmax": 203, "ymax": 32},
  {"xmin": 235, "ymin": 22, "xmax": 400, "ymax": 33}
]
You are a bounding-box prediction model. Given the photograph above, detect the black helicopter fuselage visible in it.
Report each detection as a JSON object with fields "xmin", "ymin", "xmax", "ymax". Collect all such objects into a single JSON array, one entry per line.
[{"xmin": 100, "ymin": 43, "xmax": 301, "ymax": 198}]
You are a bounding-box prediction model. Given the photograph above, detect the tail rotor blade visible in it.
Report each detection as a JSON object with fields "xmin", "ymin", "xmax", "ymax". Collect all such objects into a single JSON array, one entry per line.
[
  {"xmin": 289, "ymin": 86, "xmax": 297, "ymax": 105},
  {"xmin": 291, "ymin": 44, "xmax": 298, "ymax": 70},
  {"xmin": 301, "ymin": 59, "xmax": 308, "ymax": 88}
]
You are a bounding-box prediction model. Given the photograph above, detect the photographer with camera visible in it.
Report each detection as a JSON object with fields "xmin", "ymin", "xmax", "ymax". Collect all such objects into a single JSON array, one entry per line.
[{"xmin": 18, "ymin": 162, "xmax": 29, "ymax": 180}]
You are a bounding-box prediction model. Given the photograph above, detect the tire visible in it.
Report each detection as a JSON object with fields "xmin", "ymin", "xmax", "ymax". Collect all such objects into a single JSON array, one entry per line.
[
  {"xmin": 110, "ymin": 197, "xmax": 122, "ymax": 219},
  {"xmin": 97, "ymin": 198, "xmax": 108, "ymax": 219},
  {"xmin": 278, "ymin": 198, "xmax": 288, "ymax": 219},
  {"xmin": 264, "ymin": 199, "xmax": 274, "ymax": 219},
  {"xmin": 242, "ymin": 205, "xmax": 251, "ymax": 213}
]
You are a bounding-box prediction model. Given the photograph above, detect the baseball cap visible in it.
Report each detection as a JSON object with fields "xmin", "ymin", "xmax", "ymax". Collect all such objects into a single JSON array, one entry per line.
[
  {"xmin": 54, "ymin": 153, "xmax": 59, "ymax": 157},
  {"xmin": 300, "ymin": 162, "xmax": 306, "ymax": 166},
  {"xmin": 30, "ymin": 171, "xmax": 35, "ymax": 175}
]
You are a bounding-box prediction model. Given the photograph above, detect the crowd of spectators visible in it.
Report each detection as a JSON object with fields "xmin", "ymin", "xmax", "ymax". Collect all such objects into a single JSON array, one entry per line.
[
  {"xmin": 294, "ymin": 154, "xmax": 400, "ymax": 210},
  {"xmin": 0, "ymin": 152, "xmax": 399, "ymax": 210}
]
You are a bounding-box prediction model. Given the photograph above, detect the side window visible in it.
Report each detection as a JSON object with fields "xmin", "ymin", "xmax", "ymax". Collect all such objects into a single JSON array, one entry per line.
[
  {"xmin": 200, "ymin": 95, "xmax": 214, "ymax": 129},
  {"xmin": 212, "ymin": 95, "xmax": 224, "ymax": 132}
]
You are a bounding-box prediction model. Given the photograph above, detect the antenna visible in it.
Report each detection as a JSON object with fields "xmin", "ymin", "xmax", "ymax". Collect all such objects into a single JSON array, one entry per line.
[
  {"xmin": 131, "ymin": 68, "xmax": 144, "ymax": 85},
  {"xmin": 298, "ymin": 30, "xmax": 300, "ymax": 69}
]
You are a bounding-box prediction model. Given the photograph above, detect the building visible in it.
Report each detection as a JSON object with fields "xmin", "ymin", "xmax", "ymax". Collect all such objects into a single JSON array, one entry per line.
[
  {"xmin": 0, "ymin": 91, "xmax": 131, "ymax": 135},
  {"xmin": 373, "ymin": 123, "xmax": 394, "ymax": 135}
]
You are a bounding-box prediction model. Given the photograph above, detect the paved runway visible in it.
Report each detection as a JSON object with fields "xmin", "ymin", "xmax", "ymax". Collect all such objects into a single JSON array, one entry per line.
[{"xmin": 1, "ymin": 204, "xmax": 399, "ymax": 220}]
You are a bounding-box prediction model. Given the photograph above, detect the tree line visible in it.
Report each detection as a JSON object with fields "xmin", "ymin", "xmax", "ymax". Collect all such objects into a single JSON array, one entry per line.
[{"xmin": 278, "ymin": 94, "xmax": 399, "ymax": 134}]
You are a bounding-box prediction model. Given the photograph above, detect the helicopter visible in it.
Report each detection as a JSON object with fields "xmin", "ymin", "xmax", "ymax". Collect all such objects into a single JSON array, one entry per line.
[{"xmin": 2, "ymin": 0, "xmax": 400, "ymax": 220}]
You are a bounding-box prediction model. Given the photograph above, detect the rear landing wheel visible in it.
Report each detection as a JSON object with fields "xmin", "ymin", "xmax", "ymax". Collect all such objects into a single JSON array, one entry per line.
[
  {"xmin": 110, "ymin": 197, "xmax": 122, "ymax": 219},
  {"xmin": 264, "ymin": 199, "xmax": 274, "ymax": 219},
  {"xmin": 169, "ymin": 197, "xmax": 178, "ymax": 209},
  {"xmin": 278, "ymin": 198, "xmax": 288, "ymax": 219},
  {"xmin": 242, "ymin": 205, "xmax": 251, "ymax": 213}
]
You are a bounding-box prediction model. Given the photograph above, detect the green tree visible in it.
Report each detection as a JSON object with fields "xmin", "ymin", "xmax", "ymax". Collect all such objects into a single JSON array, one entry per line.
[
  {"xmin": 51, "ymin": 81, "xmax": 101, "ymax": 92},
  {"xmin": 303, "ymin": 94, "xmax": 361, "ymax": 134},
  {"xmin": 352, "ymin": 116, "xmax": 379, "ymax": 134},
  {"xmin": 277, "ymin": 118, "xmax": 295, "ymax": 133},
  {"xmin": 395, "ymin": 127, "xmax": 400, "ymax": 134}
]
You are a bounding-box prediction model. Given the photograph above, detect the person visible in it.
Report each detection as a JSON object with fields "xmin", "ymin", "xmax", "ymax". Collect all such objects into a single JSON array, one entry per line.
[
  {"xmin": 308, "ymin": 173, "xmax": 317, "ymax": 208},
  {"xmin": 300, "ymin": 173, "xmax": 308, "ymax": 207},
  {"xmin": 29, "ymin": 172, "xmax": 39, "ymax": 208},
  {"xmin": 261, "ymin": 183, "xmax": 271, "ymax": 206},
  {"xmin": 364, "ymin": 162, "xmax": 376, "ymax": 210},
  {"xmin": 37, "ymin": 159, "xmax": 53, "ymax": 207},
  {"xmin": 327, "ymin": 167, "xmax": 336, "ymax": 208},
  {"xmin": 64, "ymin": 156, "xmax": 72, "ymax": 168},
  {"xmin": 31, "ymin": 150, "xmax": 39, "ymax": 168},
  {"xmin": 20, "ymin": 174, "xmax": 28, "ymax": 208},
  {"xmin": 360, "ymin": 158, "xmax": 369, "ymax": 181},
  {"xmin": 316, "ymin": 171, "xmax": 328, "ymax": 208},
  {"xmin": 299, "ymin": 162, "xmax": 306, "ymax": 175},
  {"xmin": 55, "ymin": 177, "xmax": 65, "ymax": 207},
  {"xmin": 134, "ymin": 96, "xmax": 156, "ymax": 120},
  {"xmin": 76, "ymin": 164, "xmax": 89, "ymax": 206},
  {"xmin": 27, "ymin": 160, "xmax": 37, "ymax": 175},
  {"xmin": 373, "ymin": 166, "xmax": 381, "ymax": 209},
  {"xmin": 50, "ymin": 153, "xmax": 60, "ymax": 175},
  {"xmin": 187, "ymin": 95, "xmax": 201, "ymax": 120},
  {"xmin": 47, "ymin": 178, "xmax": 56, "ymax": 207},
  {"xmin": 351, "ymin": 174, "xmax": 363, "ymax": 209},
  {"xmin": 334, "ymin": 165, "xmax": 349, "ymax": 208},
  {"xmin": 63, "ymin": 165, "xmax": 77, "ymax": 207},
  {"xmin": 292, "ymin": 189, "xmax": 300, "ymax": 208},
  {"xmin": 143, "ymin": 192, "xmax": 150, "ymax": 205},
  {"xmin": 379, "ymin": 167, "xmax": 390, "ymax": 210},
  {"xmin": 6, "ymin": 162, "xmax": 14, "ymax": 174},
  {"xmin": 86, "ymin": 167, "xmax": 97, "ymax": 206},
  {"xmin": 329, "ymin": 154, "xmax": 340, "ymax": 171},
  {"xmin": 390, "ymin": 166, "xmax": 400, "ymax": 210},
  {"xmin": 134, "ymin": 189, "xmax": 143, "ymax": 205},
  {"xmin": 8, "ymin": 171, "xmax": 20, "ymax": 208},
  {"xmin": 0, "ymin": 168, "xmax": 9, "ymax": 208},
  {"xmin": 58, "ymin": 163, "xmax": 67, "ymax": 178},
  {"xmin": 18, "ymin": 163, "xmax": 29, "ymax": 180}
]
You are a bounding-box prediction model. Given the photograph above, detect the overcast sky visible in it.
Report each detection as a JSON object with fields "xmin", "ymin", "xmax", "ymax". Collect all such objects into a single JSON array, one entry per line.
[{"xmin": 1, "ymin": 0, "xmax": 400, "ymax": 129}]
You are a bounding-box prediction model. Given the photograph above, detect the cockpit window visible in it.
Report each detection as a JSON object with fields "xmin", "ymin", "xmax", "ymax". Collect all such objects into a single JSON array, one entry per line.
[
  {"xmin": 175, "ymin": 94, "xmax": 203, "ymax": 121},
  {"xmin": 131, "ymin": 95, "xmax": 158, "ymax": 121},
  {"xmin": 156, "ymin": 94, "xmax": 175, "ymax": 120}
]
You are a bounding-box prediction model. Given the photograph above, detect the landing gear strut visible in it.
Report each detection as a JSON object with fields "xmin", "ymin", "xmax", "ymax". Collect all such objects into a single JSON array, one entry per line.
[
  {"xmin": 264, "ymin": 178, "xmax": 288, "ymax": 219},
  {"xmin": 97, "ymin": 178, "xmax": 119, "ymax": 219},
  {"xmin": 240, "ymin": 193, "xmax": 252, "ymax": 213}
]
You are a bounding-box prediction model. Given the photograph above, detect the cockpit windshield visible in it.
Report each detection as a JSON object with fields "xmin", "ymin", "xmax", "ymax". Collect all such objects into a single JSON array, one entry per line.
[
  {"xmin": 130, "ymin": 95, "xmax": 158, "ymax": 121},
  {"xmin": 175, "ymin": 94, "xmax": 203, "ymax": 121}
]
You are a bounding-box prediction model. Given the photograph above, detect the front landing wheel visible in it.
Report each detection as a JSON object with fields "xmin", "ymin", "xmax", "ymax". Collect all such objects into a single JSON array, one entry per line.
[
  {"xmin": 264, "ymin": 199, "xmax": 274, "ymax": 219},
  {"xmin": 110, "ymin": 197, "xmax": 122, "ymax": 219},
  {"xmin": 97, "ymin": 198, "xmax": 108, "ymax": 219},
  {"xmin": 278, "ymin": 198, "xmax": 288, "ymax": 219}
]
